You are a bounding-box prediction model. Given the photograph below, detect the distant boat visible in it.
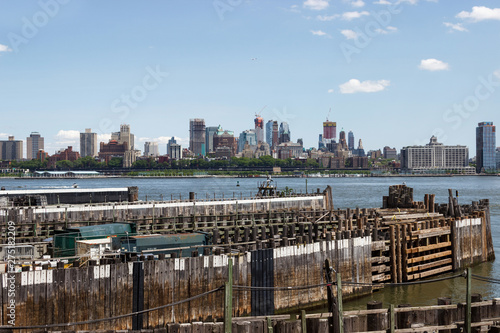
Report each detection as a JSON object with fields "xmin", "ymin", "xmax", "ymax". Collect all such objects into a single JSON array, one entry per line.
[{"xmin": 72, "ymin": 183, "xmax": 78, "ymax": 188}]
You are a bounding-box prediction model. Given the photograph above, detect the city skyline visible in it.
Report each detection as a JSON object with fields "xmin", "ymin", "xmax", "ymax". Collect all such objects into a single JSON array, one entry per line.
[{"xmin": 0, "ymin": 1, "xmax": 499, "ymax": 155}]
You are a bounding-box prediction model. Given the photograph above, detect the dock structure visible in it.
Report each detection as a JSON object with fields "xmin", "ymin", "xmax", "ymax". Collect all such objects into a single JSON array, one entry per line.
[{"xmin": 0, "ymin": 185, "xmax": 495, "ymax": 330}]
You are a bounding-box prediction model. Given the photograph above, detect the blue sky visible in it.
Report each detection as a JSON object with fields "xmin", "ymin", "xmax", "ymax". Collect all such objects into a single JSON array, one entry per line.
[{"xmin": 0, "ymin": 0, "xmax": 499, "ymax": 156}]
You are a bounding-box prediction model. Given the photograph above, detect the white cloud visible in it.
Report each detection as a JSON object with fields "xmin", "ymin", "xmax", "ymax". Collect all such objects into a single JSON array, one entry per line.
[
  {"xmin": 327, "ymin": 88, "xmax": 335, "ymax": 93},
  {"xmin": 340, "ymin": 29, "xmax": 359, "ymax": 39},
  {"xmin": 0, "ymin": 44, "xmax": 11, "ymax": 53},
  {"xmin": 374, "ymin": 0, "xmax": 392, "ymax": 4},
  {"xmin": 494, "ymin": 70, "xmax": 500, "ymax": 79},
  {"xmin": 418, "ymin": 58, "xmax": 450, "ymax": 71},
  {"xmin": 350, "ymin": 0, "xmax": 365, "ymax": 8},
  {"xmin": 443, "ymin": 22, "xmax": 468, "ymax": 32},
  {"xmin": 289, "ymin": 4, "xmax": 301, "ymax": 13},
  {"xmin": 342, "ymin": 11, "xmax": 370, "ymax": 20},
  {"xmin": 375, "ymin": 26, "xmax": 398, "ymax": 34},
  {"xmin": 97, "ymin": 133, "xmax": 111, "ymax": 143},
  {"xmin": 317, "ymin": 14, "xmax": 339, "ymax": 21},
  {"xmin": 0, "ymin": 133, "xmax": 11, "ymax": 139},
  {"xmin": 311, "ymin": 30, "xmax": 330, "ymax": 37},
  {"xmin": 339, "ymin": 79, "xmax": 390, "ymax": 94},
  {"xmin": 457, "ymin": 6, "xmax": 500, "ymax": 22},
  {"xmin": 138, "ymin": 136, "xmax": 188, "ymax": 147},
  {"xmin": 303, "ymin": 0, "xmax": 329, "ymax": 10}
]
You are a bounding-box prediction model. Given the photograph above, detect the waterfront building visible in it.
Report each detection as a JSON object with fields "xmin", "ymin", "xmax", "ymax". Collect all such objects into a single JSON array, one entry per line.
[
  {"xmin": 80, "ymin": 128, "xmax": 97, "ymax": 158},
  {"xmin": 265, "ymin": 120, "xmax": 273, "ymax": 146},
  {"xmin": 144, "ymin": 142, "xmax": 159, "ymax": 157},
  {"xmin": 98, "ymin": 140, "xmax": 128, "ymax": 163},
  {"xmin": 48, "ymin": 146, "xmax": 80, "ymax": 168},
  {"xmin": 205, "ymin": 126, "xmax": 218, "ymax": 154},
  {"xmin": 401, "ymin": 136, "xmax": 473, "ymax": 174},
  {"xmin": 0, "ymin": 136, "xmax": 23, "ymax": 161},
  {"xmin": 277, "ymin": 142, "xmax": 302, "ymax": 159},
  {"xmin": 238, "ymin": 130, "xmax": 257, "ymax": 153},
  {"xmin": 476, "ymin": 122, "xmax": 496, "ymax": 173},
  {"xmin": 348, "ymin": 131, "xmax": 354, "ymax": 151},
  {"xmin": 111, "ymin": 124, "xmax": 134, "ymax": 150},
  {"xmin": 189, "ymin": 118, "xmax": 206, "ymax": 156},
  {"xmin": 37, "ymin": 150, "xmax": 49, "ymax": 161},
  {"xmin": 383, "ymin": 146, "xmax": 398, "ymax": 160},
  {"xmin": 26, "ymin": 132, "xmax": 44, "ymax": 160},
  {"xmin": 254, "ymin": 115, "xmax": 264, "ymax": 143},
  {"xmin": 497, "ymin": 147, "xmax": 500, "ymax": 170},
  {"xmin": 279, "ymin": 122, "xmax": 290, "ymax": 144},
  {"xmin": 323, "ymin": 121, "xmax": 336, "ymax": 141}
]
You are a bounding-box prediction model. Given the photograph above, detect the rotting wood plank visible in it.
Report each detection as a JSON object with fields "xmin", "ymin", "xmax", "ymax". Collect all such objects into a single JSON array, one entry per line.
[
  {"xmin": 406, "ymin": 258, "xmax": 453, "ymax": 273},
  {"xmin": 407, "ymin": 241, "xmax": 451, "ymax": 254},
  {"xmin": 406, "ymin": 250, "xmax": 452, "ymax": 264},
  {"xmin": 407, "ymin": 265, "xmax": 453, "ymax": 280}
]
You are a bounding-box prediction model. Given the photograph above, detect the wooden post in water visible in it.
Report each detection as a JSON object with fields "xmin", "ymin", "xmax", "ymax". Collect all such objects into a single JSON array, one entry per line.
[
  {"xmin": 465, "ymin": 267, "xmax": 471, "ymax": 333},
  {"xmin": 367, "ymin": 301, "xmax": 383, "ymax": 331},
  {"xmin": 437, "ymin": 297, "xmax": 452, "ymax": 333},
  {"xmin": 390, "ymin": 225, "xmax": 397, "ymax": 283},
  {"xmin": 324, "ymin": 258, "xmax": 337, "ymax": 333},
  {"xmin": 224, "ymin": 257, "xmax": 233, "ymax": 333},
  {"xmin": 336, "ymin": 272, "xmax": 344, "ymax": 333}
]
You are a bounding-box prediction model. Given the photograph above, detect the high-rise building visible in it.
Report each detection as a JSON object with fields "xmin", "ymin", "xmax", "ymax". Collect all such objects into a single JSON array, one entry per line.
[
  {"xmin": 0, "ymin": 136, "xmax": 23, "ymax": 160},
  {"xmin": 323, "ymin": 121, "xmax": 336, "ymax": 141},
  {"xmin": 238, "ymin": 130, "xmax": 257, "ymax": 153},
  {"xmin": 318, "ymin": 134, "xmax": 325, "ymax": 150},
  {"xmin": 272, "ymin": 121, "xmax": 279, "ymax": 148},
  {"xmin": 348, "ymin": 131, "xmax": 354, "ymax": 151},
  {"xmin": 383, "ymin": 146, "xmax": 398, "ymax": 160},
  {"xmin": 496, "ymin": 147, "xmax": 500, "ymax": 170},
  {"xmin": 111, "ymin": 124, "xmax": 135, "ymax": 150},
  {"xmin": 80, "ymin": 128, "xmax": 98, "ymax": 158},
  {"xmin": 279, "ymin": 122, "xmax": 290, "ymax": 144},
  {"xmin": 401, "ymin": 136, "xmax": 473, "ymax": 173},
  {"xmin": 476, "ymin": 122, "xmax": 496, "ymax": 173},
  {"xmin": 144, "ymin": 142, "xmax": 159, "ymax": 157},
  {"xmin": 169, "ymin": 143, "xmax": 182, "ymax": 160},
  {"xmin": 254, "ymin": 115, "xmax": 264, "ymax": 143},
  {"xmin": 205, "ymin": 126, "xmax": 218, "ymax": 153},
  {"xmin": 213, "ymin": 125, "xmax": 237, "ymax": 157},
  {"xmin": 167, "ymin": 137, "xmax": 176, "ymax": 155},
  {"xmin": 265, "ymin": 120, "xmax": 273, "ymax": 146},
  {"xmin": 26, "ymin": 132, "xmax": 44, "ymax": 160},
  {"xmin": 189, "ymin": 118, "xmax": 206, "ymax": 156},
  {"xmin": 338, "ymin": 130, "xmax": 347, "ymax": 150}
]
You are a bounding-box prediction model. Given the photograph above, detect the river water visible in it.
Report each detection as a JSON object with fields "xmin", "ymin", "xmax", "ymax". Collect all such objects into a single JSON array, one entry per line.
[{"xmin": 1, "ymin": 175, "xmax": 499, "ymax": 310}]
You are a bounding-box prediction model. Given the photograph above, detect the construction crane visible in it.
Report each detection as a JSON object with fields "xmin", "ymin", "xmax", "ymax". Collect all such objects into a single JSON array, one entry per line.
[
  {"xmin": 256, "ymin": 105, "xmax": 267, "ymax": 118},
  {"xmin": 326, "ymin": 107, "xmax": 331, "ymax": 121}
]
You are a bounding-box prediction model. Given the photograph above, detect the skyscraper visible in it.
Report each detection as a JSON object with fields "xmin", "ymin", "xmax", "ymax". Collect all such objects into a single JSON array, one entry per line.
[
  {"xmin": 80, "ymin": 128, "xmax": 97, "ymax": 158},
  {"xmin": 476, "ymin": 122, "xmax": 496, "ymax": 173},
  {"xmin": 265, "ymin": 120, "xmax": 273, "ymax": 146},
  {"xmin": 238, "ymin": 130, "xmax": 257, "ymax": 153},
  {"xmin": 272, "ymin": 121, "xmax": 279, "ymax": 148},
  {"xmin": 205, "ymin": 126, "xmax": 218, "ymax": 153},
  {"xmin": 111, "ymin": 124, "xmax": 134, "ymax": 150},
  {"xmin": 0, "ymin": 136, "xmax": 23, "ymax": 160},
  {"xmin": 348, "ymin": 131, "xmax": 354, "ymax": 151},
  {"xmin": 144, "ymin": 142, "xmax": 159, "ymax": 157},
  {"xmin": 254, "ymin": 115, "xmax": 264, "ymax": 143},
  {"xmin": 26, "ymin": 132, "xmax": 44, "ymax": 160},
  {"xmin": 279, "ymin": 122, "xmax": 290, "ymax": 144},
  {"xmin": 339, "ymin": 130, "xmax": 347, "ymax": 150},
  {"xmin": 323, "ymin": 121, "xmax": 336, "ymax": 141},
  {"xmin": 189, "ymin": 118, "xmax": 206, "ymax": 156}
]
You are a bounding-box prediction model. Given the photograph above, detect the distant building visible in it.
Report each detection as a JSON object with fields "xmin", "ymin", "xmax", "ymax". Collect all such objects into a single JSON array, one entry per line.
[
  {"xmin": 0, "ymin": 136, "xmax": 23, "ymax": 161},
  {"xmin": 383, "ymin": 146, "xmax": 398, "ymax": 160},
  {"xmin": 144, "ymin": 142, "xmax": 159, "ymax": 157},
  {"xmin": 338, "ymin": 130, "xmax": 347, "ymax": 150},
  {"xmin": 26, "ymin": 132, "xmax": 44, "ymax": 160},
  {"xmin": 255, "ymin": 142, "xmax": 271, "ymax": 158},
  {"xmin": 353, "ymin": 139, "xmax": 365, "ymax": 157},
  {"xmin": 189, "ymin": 118, "xmax": 206, "ymax": 156},
  {"xmin": 401, "ymin": 136, "xmax": 473, "ymax": 174},
  {"xmin": 111, "ymin": 124, "xmax": 134, "ymax": 150},
  {"xmin": 167, "ymin": 137, "xmax": 177, "ymax": 156},
  {"xmin": 254, "ymin": 116, "xmax": 264, "ymax": 143},
  {"xmin": 205, "ymin": 126, "xmax": 218, "ymax": 154},
  {"xmin": 123, "ymin": 150, "xmax": 137, "ymax": 168},
  {"xmin": 37, "ymin": 150, "xmax": 49, "ymax": 161},
  {"xmin": 348, "ymin": 156, "xmax": 368, "ymax": 168},
  {"xmin": 323, "ymin": 121, "xmax": 336, "ymax": 141},
  {"xmin": 272, "ymin": 121, "xmax": 279, "ymax": 148},
  {"xmin": 476, "ymin": 122, "xmax": 496, "ymax": 173},
  {"xmin": 80, "ymin": 128, "xmax": 98, "ymax": 158},
  {"xmin": 318, "ymin": 134, "xmax": 325, "ymax": 150},
  {"xmin": 496, "ymin": 147, "xmax": 500, "ymax": 170},
  {"xmin": 277, "ymin": 142, "xmax": 302, "ymax": 159},
  {"xmin": 168, "ymin": 143, "xmax": 182, "ymax": 160},
  {"xmin": 265, "ymin": 120, "xmax": 273, "ymax": 146},
  {"xmin": 348, "ymin": 131, "xmax": 354, "ymax": 151},
  {"xmin": 368, "ymin": 150, "xmax": 382, "ymax": 160},
  {"xmin": 213, "ymin": 126, "xmax": 237, "ymax": 156},
  {"xmin": 48, "ymin": 146, "xmax": 80, "ymax": 168},
  {"xmin": 238, "ymin": 130, "xmax": 257, "ymax": 153},
  {"xmin": 98, "ymin": 140, "xmax": 128, "ymax": 163},
  {"xmin": 279, "ymin": 122, "xmax": 290, "ymax": 144}
]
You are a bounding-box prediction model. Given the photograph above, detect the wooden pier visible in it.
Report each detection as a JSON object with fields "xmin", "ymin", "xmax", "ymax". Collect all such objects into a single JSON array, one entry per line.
[{"xmin": 0, "ymin": 185, "xmax": 495, "ymax": 331}]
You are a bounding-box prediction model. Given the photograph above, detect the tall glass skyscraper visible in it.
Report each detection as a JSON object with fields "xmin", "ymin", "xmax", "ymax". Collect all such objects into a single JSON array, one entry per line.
[{"xmin": 476, "ymin": 122, "xmax": 496, "ymax": 173}]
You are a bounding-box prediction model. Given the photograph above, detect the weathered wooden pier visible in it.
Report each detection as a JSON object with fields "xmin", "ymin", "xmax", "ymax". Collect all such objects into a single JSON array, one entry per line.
[{"xmin": 0, "ymin": 185, "xmax": 495, "ymax": 331}]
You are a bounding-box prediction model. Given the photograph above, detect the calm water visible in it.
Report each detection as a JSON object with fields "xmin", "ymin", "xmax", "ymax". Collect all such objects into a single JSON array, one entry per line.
[{"xmin": 2, "ymin": 175, "xmax": 499, "ymax": 309}]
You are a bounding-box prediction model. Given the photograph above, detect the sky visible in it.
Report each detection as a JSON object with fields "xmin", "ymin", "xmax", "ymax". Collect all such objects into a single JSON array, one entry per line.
[{"xmin": 0, "ymin": 0, "xmax": 499, "ymax": 156}]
